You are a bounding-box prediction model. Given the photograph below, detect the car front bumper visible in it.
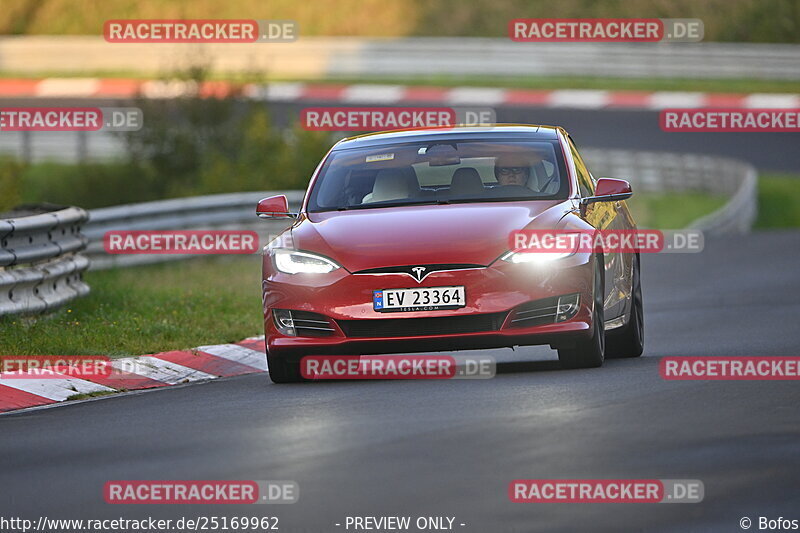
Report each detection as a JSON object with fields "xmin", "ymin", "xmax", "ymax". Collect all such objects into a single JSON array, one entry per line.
[{"xmin": 263, "ymin": 253, "xmax": 597, "ymax": 360}]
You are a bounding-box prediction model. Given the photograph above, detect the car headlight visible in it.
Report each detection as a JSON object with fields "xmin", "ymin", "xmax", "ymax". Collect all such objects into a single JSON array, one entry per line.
[
  {"xmin": 501, "ymin": 249, "xmax": 575, "ymax": 264},
  {"xmin": 272, "ymin": 249, "xmax": 342, "ymax": 274},
  {"xmin": 501, "ymin": 230, "xmax": 581, "ymax": 264}
]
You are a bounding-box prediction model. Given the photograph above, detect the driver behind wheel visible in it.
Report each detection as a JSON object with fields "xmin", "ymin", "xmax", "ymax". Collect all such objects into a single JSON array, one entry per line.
[{"xmin": 494, "ymin": 153, "xmax": 533, "ymax": 187}]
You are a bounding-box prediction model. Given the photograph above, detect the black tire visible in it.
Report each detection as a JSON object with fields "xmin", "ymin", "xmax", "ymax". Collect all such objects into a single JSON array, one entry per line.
[
  {"xmin": 558, "ymin": 254, "xmax": 605, "ymax": 369},
  {"xmin": 267, "ymin": 351, "xmax": 304, "ymax": 383},
  {"xmin": 606, "ymin": 254, "xmax": 644, "ymax": 359}
]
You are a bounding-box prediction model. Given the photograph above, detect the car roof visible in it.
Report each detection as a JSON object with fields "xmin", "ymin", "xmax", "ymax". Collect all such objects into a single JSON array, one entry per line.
[{"xmin": 331, "ymin": 124, "xmax": 563, "ymax": 151}]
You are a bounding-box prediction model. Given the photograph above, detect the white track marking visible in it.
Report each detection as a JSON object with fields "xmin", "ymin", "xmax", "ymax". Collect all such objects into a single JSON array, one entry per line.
[
  {"xmin": 744, "ymin": 93, "xmax": 800, "ymax": 108},
  {"xmin": 342, "ymin": 84, "xmax": 404, "ymax": 103},
  {"xmin": 648, "ymin": 91, "xmax": 706, "ymax": 109},
  {"xmin": 548, "ymin": 90, "xmax": 610, "ymax": 109},
  {"xmin": 446, "ymin": 87, "xmax": 507, "ymax": 106},
  {"xmin": 140, "ymin": 80, "xmax": 196, "ymax": 99},
  {"xmin": 0, "ymin": 369, "xmax": 114, "ymax": 401},
  {"xmin": 196, "ymin": 344, "xmax": 269, "ymax": 372},
  {"xmin": 36, "ymin": 78, "xmax": 100, "ymax": 97},
  {"xmin": 111, "ymin": 356, "xmax": 216, "ymax": 384},
  {"xmin": 243, "ymin": 82, "xmax": 304, "ymax": 101}
]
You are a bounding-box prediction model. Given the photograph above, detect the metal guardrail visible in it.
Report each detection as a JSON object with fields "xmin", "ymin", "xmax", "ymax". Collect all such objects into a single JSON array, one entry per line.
[
  {"xmin": 0, "ymin": 130, "xmax": 125, "ymax": 164},
  {"xmin": 582, "ymin": 149, "xmax": 758, "ymax": 234},
  {"xmin": 689, "ymin": 165, "xmax": 758, "ymax": 235},
  {"xmin": 1, "ymin": 37, "xmax": 798, "ymax": 80},
  {"xmin": 82, "ymin": 149, "xmax": 757, "ymax": 270},
  {"xmin": 84, "ymin": 191, "xmax": 304, "ymax": 270},
  {"xmin": 341, "ymin": 40, "xmax": 800, "ymax": 81},
  {"xmin": 0, "ymin": 206, "xmax": 90, "ymax": 315}
]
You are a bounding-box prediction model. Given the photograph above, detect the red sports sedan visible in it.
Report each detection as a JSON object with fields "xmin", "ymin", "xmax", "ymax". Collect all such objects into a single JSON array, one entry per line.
[{"xmin": 257, "ymin": 125, "xmax": 644, "ymax": 383}]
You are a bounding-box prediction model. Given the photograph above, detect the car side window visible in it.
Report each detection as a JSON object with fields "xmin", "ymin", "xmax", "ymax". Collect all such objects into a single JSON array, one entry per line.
[{"xmin": 568, "ymin": 138, "xmax": 595, "ymax": 197}]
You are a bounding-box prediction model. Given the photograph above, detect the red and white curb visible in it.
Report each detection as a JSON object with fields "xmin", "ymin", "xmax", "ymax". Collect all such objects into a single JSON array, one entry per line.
[
  {"xmin": 0, "ymin": 336, "xmax": 268, "ymax": 414},
  {"xmin": 0, "ymin": 78, "xmax": 798, "ymax": 110}
]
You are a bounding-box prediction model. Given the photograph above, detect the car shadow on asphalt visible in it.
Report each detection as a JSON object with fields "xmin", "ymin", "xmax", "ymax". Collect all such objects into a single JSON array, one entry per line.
[
  {"xmin": 492, "ymin": 356, "xmax": 655, "ymax": 375},
  {"xmin": 494, "ymin": 359, "xmax": 564, "ymax": 374}
]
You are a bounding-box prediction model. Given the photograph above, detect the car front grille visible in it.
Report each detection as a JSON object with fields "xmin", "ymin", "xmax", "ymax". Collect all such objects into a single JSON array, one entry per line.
[
  {"xmin": 336, "ymin": 312, "xmax": 507, "ymax": 338},
  {"xmin": 353, "ymin": 264, "xmax": 484, "ymax": 275}
]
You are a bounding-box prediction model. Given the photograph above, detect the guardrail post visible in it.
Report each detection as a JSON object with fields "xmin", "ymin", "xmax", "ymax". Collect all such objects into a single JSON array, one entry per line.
[
  {"xmin": 77, "ymin": 130, "xmax": 88, "ymax": 163},
  {"xmin": 21, "ymin": 130, "xmax": 32, "ymax": 163}
]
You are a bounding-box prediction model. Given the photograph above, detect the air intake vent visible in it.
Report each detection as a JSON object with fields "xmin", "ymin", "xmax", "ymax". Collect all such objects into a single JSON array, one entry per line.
[
  {"xmin": 337, "ymin": 312, "xmax": 507, "ymax": 338},
  {"xmin": 510, "ymin": 294, "xmax": 579, "ymax": 327},
  {"xmin": 291, "ymin": 310, "xmax": 336, "ymax": 337}
]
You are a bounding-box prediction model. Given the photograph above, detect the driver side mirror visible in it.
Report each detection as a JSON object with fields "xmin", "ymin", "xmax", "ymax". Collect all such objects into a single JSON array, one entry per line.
[
  {"xmin": 581, "ymin": 177, "xmax": 633, "ymax": 205},
  {"xmin": 256, "ymin": 195, "xmax": 297, "ymax": 219}
]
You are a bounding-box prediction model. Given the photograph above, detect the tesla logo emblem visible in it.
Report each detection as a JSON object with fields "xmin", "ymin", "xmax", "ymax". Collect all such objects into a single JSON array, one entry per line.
[{"xmin": 410, "ymin": 266, "xmax": 427, "ymax": 283}]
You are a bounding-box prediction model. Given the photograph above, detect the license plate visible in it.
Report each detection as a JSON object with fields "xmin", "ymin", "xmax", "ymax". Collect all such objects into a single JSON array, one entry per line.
[{"xmin": 373, "ymin": 286, "xmax": 466, "ymax": 313}]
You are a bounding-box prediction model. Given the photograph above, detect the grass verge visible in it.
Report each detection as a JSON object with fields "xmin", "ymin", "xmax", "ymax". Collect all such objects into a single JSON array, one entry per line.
[
  {"xmin": 628, "ymin": 192, "xmax": 728, "ymax": 229},
  {"xmin": 0, "ymin": 72, "xmax": 798, "ymax": 95},
  {"xmin": 67, "ymin": 390, "xmax": 121, "ymax": 401},
  {"xmin": 0, "ymin": 255, "xmax": 263, "ymax": 357},
  {"xmin": 289, "ymin": 75, "xmax": 800, "ymax": 95},
  {"xmin": 755, "ymin": 173, "xmax": 800, "ymax": 228}
]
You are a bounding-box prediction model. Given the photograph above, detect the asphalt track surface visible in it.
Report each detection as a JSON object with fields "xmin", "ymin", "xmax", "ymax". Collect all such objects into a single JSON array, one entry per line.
[
  {"xmin": 2, "ymin": 230, "xmax": 799, "ymax": 532},
  {"xmin": 495, "ymin": 107, "xmax": 800, "ymax": 173},
  {"xmin": 1, "ymin": 98, "xmax": 800, "ymax": 172}
]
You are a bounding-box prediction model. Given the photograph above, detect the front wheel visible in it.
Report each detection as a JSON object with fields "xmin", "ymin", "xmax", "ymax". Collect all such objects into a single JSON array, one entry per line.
[
  {"xmin": 558, "ymin": 255, "xmax": 605, "ymax": 369},
  {"xmin": 606, "ymin": 254, "xmax": 644, "ymax": 358}
]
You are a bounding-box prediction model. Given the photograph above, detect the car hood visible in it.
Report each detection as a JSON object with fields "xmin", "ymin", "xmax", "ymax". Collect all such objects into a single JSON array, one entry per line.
[{"xmin": 293, "ymin": 201, "xmax": 572, "ymax": 272}]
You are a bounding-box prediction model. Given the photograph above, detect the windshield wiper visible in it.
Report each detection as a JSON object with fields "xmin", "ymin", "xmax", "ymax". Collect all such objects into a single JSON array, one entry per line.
[
  {"xmin": 331, "ymin": 197, "xmax": 542, "ymax": 211},
  {"xmin": 337, "ymin": 200, "xmax": 444, "ymax": 211}
]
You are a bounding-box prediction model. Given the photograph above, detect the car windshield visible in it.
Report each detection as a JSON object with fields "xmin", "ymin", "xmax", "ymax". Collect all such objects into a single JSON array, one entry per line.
[{"xmin": 306, "ymin": 139, "xmax": 569, "ymax": 212}]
